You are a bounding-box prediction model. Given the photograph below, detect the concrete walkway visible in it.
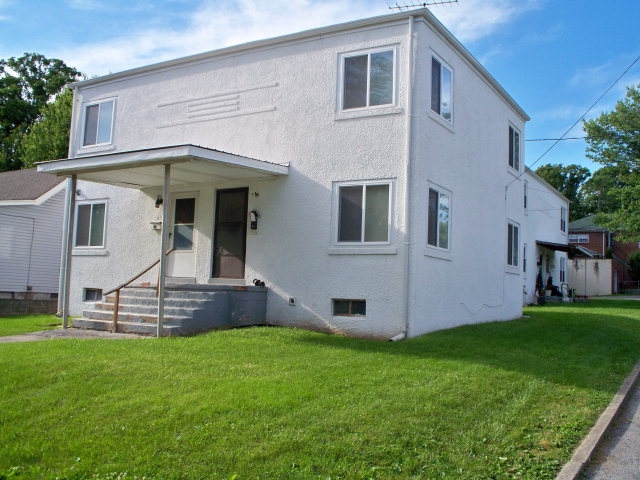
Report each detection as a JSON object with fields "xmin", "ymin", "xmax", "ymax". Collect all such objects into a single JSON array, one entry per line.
[{"xmin": 0, "ymin": 327, "xmax": 145, "ymax": 343}]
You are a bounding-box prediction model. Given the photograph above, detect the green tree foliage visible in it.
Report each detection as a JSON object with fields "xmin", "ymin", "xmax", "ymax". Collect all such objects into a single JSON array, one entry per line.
[
  {"xmin": 628, "ymin": 251, "xmax": 640, "ymax": 281},
  {"xmin": 20, "ymin": 88, "xmax": 73, "ymax": 167},
  {"xmin": 584, "ymin": 85, "xmax": 640, "ymax": 241},
  {"xmin": 0, "ymin": 53, "xmax": 80, "ymax": 171},
  {"xmin": 534, "ymin": 163, "xmax": 591, "ymax": 221}
]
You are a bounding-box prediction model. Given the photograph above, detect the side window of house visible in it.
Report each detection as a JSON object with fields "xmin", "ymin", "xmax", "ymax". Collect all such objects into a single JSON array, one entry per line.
[
  {"xmin": 83, "ymin": 99, "xmax": 115, "ymax": 146},
  {"xmin": 508, "ymin": 125, "xmax": 520, "ymax": 171},
  {"xmin": 75, "ymin": 201, "xmax": 107, "ymax": 248},
  {"xmin": 427, "ymin": 185, "xmax": 451, "ymax": 250},
  {"xmin": 335, "ymin": 181, "xmax": 391, "ymax": 245},
  {"xmin": 560, "ymin": 206, "xmax": 567, "ymax": 232},
  {"xmin": 507, "ymin": 221, "xmax": 520, "ymax": 267},
  {"xmin": 431, "ymin": 56, "xmax": 453, "ymax": 122},
  {"xmin": 341, "ymin": 48, "xmax": 395, "ymax": 110}
]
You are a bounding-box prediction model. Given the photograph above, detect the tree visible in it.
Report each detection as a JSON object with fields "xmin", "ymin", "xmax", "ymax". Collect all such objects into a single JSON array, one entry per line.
[
  {"xmin": 0, "ymin": 53, "xmax": 80, "ymax": 171},
  {"xmin": 20, "ymin": 88, "xmax": 73, "ymax": 167},
  {"xmin": 628, "ymin": 251, "xmax": 640, "ymax": 281},
  {"xmin": 580, "ymin": 165, "xmax": 626, "ymax": 215},
  {"xmin": 534, "ymin": 163, "xmax": 591, "ymax": 221},
  {"xmin": 583, "ymin": 85, "xmax": 640, "ymax": 241}
]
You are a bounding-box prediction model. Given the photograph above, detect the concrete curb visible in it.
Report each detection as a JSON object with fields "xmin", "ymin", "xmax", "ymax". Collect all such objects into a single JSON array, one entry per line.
[{"xmin": 555, "ymin": 361, "xmax": 640, "ymax": 480}]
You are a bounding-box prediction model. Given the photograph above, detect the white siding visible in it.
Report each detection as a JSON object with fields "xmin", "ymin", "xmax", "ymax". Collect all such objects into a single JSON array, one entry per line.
[{"xmin": 0, "ymin": 189, "xmax": 64, "ymax": 293}]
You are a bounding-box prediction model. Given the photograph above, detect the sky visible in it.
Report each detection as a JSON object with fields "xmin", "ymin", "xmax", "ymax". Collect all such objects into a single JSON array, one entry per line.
[{"xmin": 1, "ymin": 0, "xmax": 639, "ymax": 173}]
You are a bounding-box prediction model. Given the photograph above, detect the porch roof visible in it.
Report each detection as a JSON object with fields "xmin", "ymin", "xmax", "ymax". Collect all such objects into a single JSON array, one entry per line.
[
  {"xmin": 536, "ymin": 240, "xmax": 575, "ymax": 253},
  {"xmin": 36, "ymin": 144, "xmax": 289, "ymax": 189}
]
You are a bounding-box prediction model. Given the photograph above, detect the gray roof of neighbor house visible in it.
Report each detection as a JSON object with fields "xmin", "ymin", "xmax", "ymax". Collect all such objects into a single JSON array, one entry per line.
[
  {"xmin": 568, "ymin": 215, "xmax": 608, "ymax": 233},
  {"xmin": 0, "ymin": 168, "xmax": 65, "ymax": 201}
]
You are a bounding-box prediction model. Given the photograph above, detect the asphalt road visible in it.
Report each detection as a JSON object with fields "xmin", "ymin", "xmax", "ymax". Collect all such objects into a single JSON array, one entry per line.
[{"xmin": 579, "ymin": 379, "xmax": 640, "ymax": 479}]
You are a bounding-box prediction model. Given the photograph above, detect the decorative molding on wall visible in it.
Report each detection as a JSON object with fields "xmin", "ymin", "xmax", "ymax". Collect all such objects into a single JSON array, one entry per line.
[{"xmin": 155, "ymin": 82, "xmax": 278, "ymax": 128}]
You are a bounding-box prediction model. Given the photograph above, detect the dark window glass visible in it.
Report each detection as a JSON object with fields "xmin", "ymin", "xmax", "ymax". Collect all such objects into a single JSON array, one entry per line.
[
  {"xmin": 338, "ymin": 186, "xmax": 363, "ymax": 242},
  {"xmin": 343, "ymin": 55, "xmax": 368, "ymax": 109}
]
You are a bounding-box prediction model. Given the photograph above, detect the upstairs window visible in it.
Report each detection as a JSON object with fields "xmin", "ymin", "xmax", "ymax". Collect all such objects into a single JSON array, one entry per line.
[
  {"xmin": 335, "ymin": 181, "xmax": 391, "ymax": 245},
  {"xmin": 507, "ymin": 221, "xmax": 520, "ymax": 267},
  {"xmin": 75, "ymin": 201, "xmax": 107, "ymax": 248},
  {"xmin": 561, "ymin": 207, "xmax": 567, "ymax": 232},
  {"xmin": 342, "ymin": 49, "xmax": 395, "ymax": 110},
  {"xmin": 83, "ymin": 99, "xmax": 114, "ymax": 146},
  {"xmin": 427, "ymin": 186, "xmax": 451, "ymax": 250},
  {"xmin": 508, "ymin": 125, "xmax": 520, "ymax": 171},
  {"xmin": 431, "ymin": 56, "xmax": 453, "ymax": 122}
]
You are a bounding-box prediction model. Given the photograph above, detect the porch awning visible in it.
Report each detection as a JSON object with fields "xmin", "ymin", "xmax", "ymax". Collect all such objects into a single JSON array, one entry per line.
[
  {"xmin": 536, "ymin": 240, "xmax": 575, "ymax": 253},
  {"xmin": 36, "ymin": 144, "xmax": 289, "ymax": 189}
]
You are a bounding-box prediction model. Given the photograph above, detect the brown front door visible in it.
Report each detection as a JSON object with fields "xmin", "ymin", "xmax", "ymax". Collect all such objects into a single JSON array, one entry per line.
[{"xmin": 213, "ymin": 188, "xmax": 248, "ymax": 279}]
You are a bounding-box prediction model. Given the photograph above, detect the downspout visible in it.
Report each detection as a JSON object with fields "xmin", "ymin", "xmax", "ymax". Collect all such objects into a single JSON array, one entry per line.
[{"xmin": 395, "ymin": 14, "xmax": 416, "ymax": 341}]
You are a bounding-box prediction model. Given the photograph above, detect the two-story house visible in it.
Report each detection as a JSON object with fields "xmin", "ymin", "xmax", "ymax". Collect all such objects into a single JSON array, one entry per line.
[{"xmin": 38, "ymin": 9, "xmax": 533, "ymax": 338}]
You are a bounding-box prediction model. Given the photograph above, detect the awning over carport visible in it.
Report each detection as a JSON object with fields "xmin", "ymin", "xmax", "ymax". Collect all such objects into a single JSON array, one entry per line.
[{"xmin": 36, "ymin": 144, "xmax": 289, "ymax": 188}]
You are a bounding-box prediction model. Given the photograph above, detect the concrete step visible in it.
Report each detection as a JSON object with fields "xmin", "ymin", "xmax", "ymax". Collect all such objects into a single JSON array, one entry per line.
[
  {"xmin": 82, "ymin": 309, "xmax": 190, "ymax": 325},
  {"xmin": 72, "ymin": 318, "xmax": 182, "ymax": 336}
]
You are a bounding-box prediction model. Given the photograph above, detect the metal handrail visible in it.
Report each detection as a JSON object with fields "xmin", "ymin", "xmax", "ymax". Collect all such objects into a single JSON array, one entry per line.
[{"xmin": 105, "ymin": 248, "xmax": 175, "ymax": 332}]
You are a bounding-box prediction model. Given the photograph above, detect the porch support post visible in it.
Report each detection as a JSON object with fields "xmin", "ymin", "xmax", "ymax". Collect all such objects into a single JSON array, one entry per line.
[
  {"xmin": 61, "ymin": 175, "xmax": 77, "ymax": 329},
  {"xmin": 157, "ymin": 164, "xmax": 171, "ymax": 338}
]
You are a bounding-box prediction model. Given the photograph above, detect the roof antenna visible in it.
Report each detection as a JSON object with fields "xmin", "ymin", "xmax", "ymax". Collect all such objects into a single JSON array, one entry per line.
[{"xmin": 388, "ymin": 0, "xmax": 458, "ymax": 10}]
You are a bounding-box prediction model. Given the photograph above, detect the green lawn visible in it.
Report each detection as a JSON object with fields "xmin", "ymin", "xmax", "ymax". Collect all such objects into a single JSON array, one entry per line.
[
  {"xmin": 1, "ymin": 300, "xmax": 639, "ymax": 480},
  {"xmin": 0, "ymin": 314, "xmax": 61, "ymax": 336}
]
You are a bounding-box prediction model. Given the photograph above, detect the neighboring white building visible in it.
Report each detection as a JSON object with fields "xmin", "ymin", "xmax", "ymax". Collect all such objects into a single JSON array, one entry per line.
[
  {"xmin": 0, "ymin": 169, "xmax": 65, "ymax": 306},
  {"xmin": 521, "ymin": 169, "xmax": 571, "ymax": 304},
  {"xmin": 39, "ymin": 10, "xmax": 539, "ymax": 338}
]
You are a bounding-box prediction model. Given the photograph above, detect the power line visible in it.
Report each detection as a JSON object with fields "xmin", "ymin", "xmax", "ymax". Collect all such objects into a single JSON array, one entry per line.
[
  {"xmin": 526, "ymin": 136, "xmax": 586, "ymax": 142},
  {"xmin": 509, "ymin": 52, "xmax": 640, "ymax": 186}
]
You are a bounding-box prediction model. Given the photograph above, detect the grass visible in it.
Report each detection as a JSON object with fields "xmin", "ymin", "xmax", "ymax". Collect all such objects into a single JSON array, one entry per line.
[
  {"xmin": 0, "ymin": 314, "xmax": 61, "ymax": 337},
  {"xmin": 0, "ymin": 300, "xmax": 639, "ymax": 480}
]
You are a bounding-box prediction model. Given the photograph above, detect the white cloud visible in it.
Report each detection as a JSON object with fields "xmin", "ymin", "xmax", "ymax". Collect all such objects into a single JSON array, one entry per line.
[
  {"xmin": 66, "ymin": 0, "xmax": 105, "ymax": 10},
  {"xmin": 57, "ymin": 0, "xmax": 545, "ymax": 77}
]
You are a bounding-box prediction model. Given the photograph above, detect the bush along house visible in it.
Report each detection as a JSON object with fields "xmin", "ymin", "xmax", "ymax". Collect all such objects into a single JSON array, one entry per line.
[{"xmin": 38, "ymin": 9, "xmax": 544, "ymax": 339}]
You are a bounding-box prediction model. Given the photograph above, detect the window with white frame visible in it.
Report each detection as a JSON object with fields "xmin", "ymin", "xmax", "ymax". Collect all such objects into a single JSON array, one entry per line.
[
  {"xmin": 523, "ymin": 243, "xmax": 527, "ymax": 273},
  {"xmin": 75, "ymin": 201, "xmax": 106, "ymax": 248},
  {"xmin": 431, "ymin": 56, "xmax": 453, "ymax": 122},
  {"xmin": 507, "ymin": 221, "xmax": 520, "ymax": 267},
  {"xmin": 82, "ymin": 99, "xmax": 115, "ymax": 146},
  {"xmin": 561, "ymin": 207, "xmax": 567, "ymax": 232},
  {"xmin": 508, "ymin": 125, "xmax": 520, "ymax": 171},
  {"xmin": 334, "ymin": 181, "xmax": 391, "ymax": 245},
  {"xmin": 569, "ymin": 234, "xmax": 589, "ymax": 243},
  {"xmin": 427, "ymin": 185, "xmax": 451, "ymax": 250},
  {"xmin": 524, "ymin": 181, "xmax": 528, "ymax": 211},
  {"xmin": 560, "ymin": 257, "xmax": 566, "ymax": 283},
  {"xmin": 341, "ymin": 48, "xmax": 395, "ymax": 111}
]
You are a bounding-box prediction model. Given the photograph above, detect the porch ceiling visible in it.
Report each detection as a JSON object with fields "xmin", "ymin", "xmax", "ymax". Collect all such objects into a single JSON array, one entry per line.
[
  {"xmin": 536, "ymin": 240, "xmax": 575, "ymax": 253},
  {"xmin": 36, "ymin": 144, "xmax": 289, "ymax": 189}
]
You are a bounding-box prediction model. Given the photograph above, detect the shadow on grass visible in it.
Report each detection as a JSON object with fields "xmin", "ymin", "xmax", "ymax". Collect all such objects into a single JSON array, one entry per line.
[{"xmin": 292, "ymin": 303, "xmax": 640, "ymax": 393}]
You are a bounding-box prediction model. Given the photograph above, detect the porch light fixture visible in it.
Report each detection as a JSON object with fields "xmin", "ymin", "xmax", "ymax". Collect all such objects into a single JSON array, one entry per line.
[
  {"xmin": 155, "ymin": 196, "xmax": 163, "ymax": 208},
  {"xmin": 249, "ymin": 209, "xmax": 260, "ymax": 230}
]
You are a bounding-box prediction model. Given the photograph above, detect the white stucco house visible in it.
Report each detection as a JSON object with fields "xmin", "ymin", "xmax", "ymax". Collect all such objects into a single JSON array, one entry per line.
[
  {"xmin": 38, "ymin": 9, "xmax": 541, "ymax": 338},
  {"xmin": 520, "ymin": 169, "xmax": 571, "ymax": 304}
]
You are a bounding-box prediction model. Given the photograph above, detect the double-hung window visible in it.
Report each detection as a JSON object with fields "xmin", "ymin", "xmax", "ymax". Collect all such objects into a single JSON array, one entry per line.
[
  {"xmin": 335, "ymin": 181, "xmax": 391, "ymax": 244},
  {"xmin": 427, "ymin": 186, "xmax": 451, "ymax": 250},
  {"xmin": 75, "ymin": 201, "xmax": 107, "ymax": 248},
  {"xmin": 507, "ymin": 221, "xmax": 520, "ymax": 267},
  {"xmin": 83, "ymin": 99, "xmax": 115, "ymax": 146},
  {"xmin": 508, "ymin": 125, "xmax": 520, "ymax": 171},
  {"xmin": 560, "ymin": 206, "xmax": 567, "ymax": 232},
  {"xmin": 341, "ymin": 49, "xmax": 395, "ymax": 110},
  {"xmin": 431, "ymin": 56, "xmax": 453, "ymax": 122}
]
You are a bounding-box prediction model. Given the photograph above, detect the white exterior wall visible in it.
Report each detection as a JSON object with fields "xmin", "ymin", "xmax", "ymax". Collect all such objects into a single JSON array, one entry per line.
[
  {"xmin": 521, "ymin": 170, "xmax": 570, "ymax": 304},
  {"xmin": 0, "ymin": 189, "xmax": 65, "ymax": 294},
  {"xmin": 407, "ymin": 19, "xmax": 528, "ymax": 335},
  {"xmin": 66, "ymin": 13, "xmax": 530, "ymax": 338},
  {"xmin": 68, "ymin": 20, "xmax": 413, "ymax": 338}
]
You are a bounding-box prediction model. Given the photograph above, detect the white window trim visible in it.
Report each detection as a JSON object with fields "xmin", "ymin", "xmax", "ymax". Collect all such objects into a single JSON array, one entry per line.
[
  {"xmin": 330, "ymin": 179, "xmax": 394, "ymax": 251},
  {"xmin": 429, "ymin": 52, "xmax": 454, "ymax": 127},
  {"xmin": 425, "ymin": 182, "xmax": 452, "ymax": 260},
  {"xmin": 80, "ymin": 98, "xmax": 116, "ymax": 149},
  {"xmin": 506, "ymin": 219, "xmax": 520, "ymax": 272},
  {"xmin": 561, "ymin": 206, "xmax": 567, "ymax": 232},
  {"xmin": 73, "ymin": 199, "xmax": 108, "ymax": 250},
  {"xmin": 336, "ymin": 46, "xmax": 399, "ymax": 118},
  {"xmin": 508, "ymin": 123, "xmax": 521, "ymax": 172}
]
